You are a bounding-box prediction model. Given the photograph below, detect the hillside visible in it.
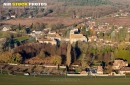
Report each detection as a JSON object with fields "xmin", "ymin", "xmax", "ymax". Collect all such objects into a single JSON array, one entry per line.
[
  {"xmin": 110, "ymin": 0, "xmax": 130, "ymax": 4},
  {"xmin": 57, "ymin": 0, "xmax": 114, "ymax": 6},
  {"xmin": 98, "ymin": 17, "xmax": 130, "ymax": 27},
  {"xmin": 1, "ymin": 17, "xmax": 82, "ymax": 27}
]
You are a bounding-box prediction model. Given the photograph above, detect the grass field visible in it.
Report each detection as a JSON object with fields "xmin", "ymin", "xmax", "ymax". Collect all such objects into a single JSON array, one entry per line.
[
  {"xmin": 0, "ymin": 32, "xmax": 3, "ymax": 37},
  {"xmin": 1, "ymin": 17, "xmax": 82, "ymax": 27},
  {"xmin": 0, "ymin": 74, "xmax": 130, "ymax": 85},
  {"xmin": 15, "ymin": 36, "xmax": 29, "ymax": 42},
  {"xmin": 99, "ymin": 17, "xmax": 130, "ymax": 27}
]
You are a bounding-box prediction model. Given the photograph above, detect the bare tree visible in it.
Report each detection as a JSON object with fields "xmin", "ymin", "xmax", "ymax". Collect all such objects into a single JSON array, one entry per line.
[{"xmin": 66, "ymin": 42, "xmax": 71, "ymax": 67}]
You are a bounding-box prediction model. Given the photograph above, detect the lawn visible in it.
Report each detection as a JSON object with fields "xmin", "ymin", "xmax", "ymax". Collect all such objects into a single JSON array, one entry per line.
[
  {"xmin": 0, "ymin": 74, "xmax": 130, "ymax": 85},
  {"xmin": 0, "ymin": 32, "xmax": 3, "ymax": 37},
  {"xmin": 14, "ymin": 36, "xmax": 29, "ymax": 42}
]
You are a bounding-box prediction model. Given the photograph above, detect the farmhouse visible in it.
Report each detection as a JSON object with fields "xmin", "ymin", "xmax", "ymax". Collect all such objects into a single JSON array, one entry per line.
[
  {"xmin": 10, "ymin": 14, "xmax": 16, "ymax": 18},
  {"xmin": 112, "ymin": 60, "xmax": 128, "ymax": 70},
  {"xmin": 120, "ymin": 67, "xmax": 130, "ymax": 74},
  {"xmin": 37, "ymin": 38, "xmax": 57, "ymax": 45}
]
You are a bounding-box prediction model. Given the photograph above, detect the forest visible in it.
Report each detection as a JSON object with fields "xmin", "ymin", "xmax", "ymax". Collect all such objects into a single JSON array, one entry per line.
[
  {"xmin": 0, "ymin": 39, "xmax": 130, "ymax": 71},
  {"xmin": 1, "ymin": 0, "xmax": 130, "ymax": 20},
  {"xmin": 57, "ymin": 0, "xmax": 114, "ymax": 6}
]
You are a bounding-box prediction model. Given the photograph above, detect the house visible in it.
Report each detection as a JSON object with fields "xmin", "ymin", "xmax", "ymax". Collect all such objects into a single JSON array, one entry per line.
[
  {"xmin": 32, "ymin": 30, "xmax": 42, "ymax": 35},
  {"xmin": 87, "ymin": 21, "xmax": 96, "ymax": 27},
  {"xmin": 6, "ymin": 16, "xmax": 10, "ymax": 20},
  {"xmin": 10, "ymin": 14, "xmax": 16, "ymax": 18},
  {"xmin": 121, "ymin": 12, "xmax": 128, "ymax": 17},
  {"xmin": 118, "ymin": 26, "xmax": 123, "ymax": 29},
  {"xmin": 47, "ymin": 32, "xmax": 61, "ymax": 41},
  {"xmin": 112, "ymin": 60, "xmax": 128, "ymax": 70},
  {"xmin": 70, "ymin": 34, "xmax": 87, "ymax": 44},
  {"xmin": 88, "ymin": 36, "xmax": 97, "ymax": 42},
  {"xmin": 120, "ymin": 67, "xmax": 130, "ymax": 74},
  {"xmin": 43, "ymin": 39, "xmax": 57, "ymax": 45},
  {"xmin": 70, "ymin": 28, "xmax": 79, "ymax": 34},
  {"xmin": 127, "ymin": 28, "xmax": 130, "ymax": 33},
  {"xmin": 28, "ymin": 15, "xmax": 33, "ymax": 18},
  {"xmin": 80, "ymin": 71, "xmax": 88, "ymax": 74},
  {"xmin": 37, "ymin": 38, "xmax": 57, "ymax": 45},
  {"xmin": 48, "ymin": 31, "xmax": 56, "ymax": 35},
  {"xmin": 97, "ymin": 66, "xmax": 103, "ymax": 74},
  {"xmin": 125, "ymin": 42, "xmax": 130, "ymax": 45},
  {"xmin": 2, "ymin": 26, "xmax": 12, "ymax": 31},
  {"xmin": 86, "ymin": 17, "xmax": 92, "ymax": 20}
]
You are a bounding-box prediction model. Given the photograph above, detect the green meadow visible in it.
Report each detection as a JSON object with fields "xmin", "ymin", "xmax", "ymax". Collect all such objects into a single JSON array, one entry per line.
[{"xmin": 0, "ymin": 74, "xmax": 130, "ymax": 85}]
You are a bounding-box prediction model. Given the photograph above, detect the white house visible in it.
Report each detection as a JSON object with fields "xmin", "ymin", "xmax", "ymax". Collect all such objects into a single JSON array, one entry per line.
[
  {"xmin": 11, "ymin": 14, "xmax": 16, "ymax": 18},
  {"xmin": 32, "ymin": 30, "xmax": 42, "ymax": 35},
  {"xmin": 2, "ymin": 26, "xmax": 12, "ymax": 31},
  {"xmin": 43, "ymin": 39, "xmax": 57, "ymax": 45},
  {"xmin": 28, "ymin": 15, "xmax": 33, "ymax": 18},
  {"xmin": 37, "ymin": 38, "xmax": 57, "ymax": 45}
]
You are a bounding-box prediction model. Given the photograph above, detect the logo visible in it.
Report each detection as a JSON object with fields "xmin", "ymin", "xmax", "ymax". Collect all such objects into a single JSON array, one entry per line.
[{"xmin": 3, "ymin": 2, "xmax": 47, "ymax": 8}]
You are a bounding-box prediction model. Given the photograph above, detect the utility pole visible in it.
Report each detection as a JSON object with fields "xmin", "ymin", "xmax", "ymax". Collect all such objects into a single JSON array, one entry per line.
[
  {"xmin": 125, "ymin": 72, "xmax": 126, "ymax": 78},
  {"xmin": 65, "ymin": 66, "xmax": 67, "ymax": 78}
]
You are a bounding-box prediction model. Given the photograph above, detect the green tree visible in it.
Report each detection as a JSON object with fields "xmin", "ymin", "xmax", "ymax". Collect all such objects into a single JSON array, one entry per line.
[
  {"xmin": 18, "ymin": 23, "xmax": 22, "ymax": 30},
  {"xmin": 0, "ymin": 52, "xmax": 22, "ymax": 63},
  {"xmin": 51, "ymin": 55, "xmax": 62, "ymax": 65},
  {"xmin": 114, "ymin": 45, "xmax": 130, "ymax": 63},
  {"xmin": 29, "ymin": 23, "xmax": 33, "ymax": 30},
  {"xmin": 33, "ymin": 22, "xmax": 40, "ymax": 30},
  {"xmin": 38, "ymin": 49, "xmax": 45, "ymax": 59}
]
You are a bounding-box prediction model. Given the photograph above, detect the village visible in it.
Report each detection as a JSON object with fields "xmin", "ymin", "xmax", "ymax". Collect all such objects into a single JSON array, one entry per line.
[
  {"xmin": 0, "ymin": 9, "xmax": 130, "ymax": 77},
  {"xmin": 2, "ymin": 0, "xmax": 130, "ymax": 85}
]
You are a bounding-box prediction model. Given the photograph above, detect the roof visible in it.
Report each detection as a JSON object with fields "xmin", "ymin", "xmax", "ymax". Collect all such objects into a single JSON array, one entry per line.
[
  {"xmin": 97, "ymin": 66, "xmax": 103, "ymax": 72},
  {"xmin": 120, "ymin": 67, "xmax": 130, "ymax": 71},
  {"xmin": 47, "ymin": 34, "xmax": 56, "ymax": 37},
  {"xmin": 70, "ymin": 34, "xmax": 85, "ymax": 38},
  {"xmin": 113, "ymin": 60, "xmax": 128, "ymax": 67},
  {"xmin": 11, "ymin": 14, "xmax": 16, "ymax": 16},
  {"xmin": 113, "ymin": 60, "xmax": 127, "ymax": 65},
  {"xmin": 38, "ymin": 39, "xmax": 55, "ymax": 42},
  {"xmin": 3, "ymin": 25, "xmax": 11, "ymax": 28},
  {"xmin": 80, "ymin": 71, "xmax": 88, "ymax": 74},
  {"xmin": 114, "ymin": 60, "xmax": 124, "ymax": 64},
  {"xmin": 3, "ymin": 26, "xmax": 12, "ymax": 30}
]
